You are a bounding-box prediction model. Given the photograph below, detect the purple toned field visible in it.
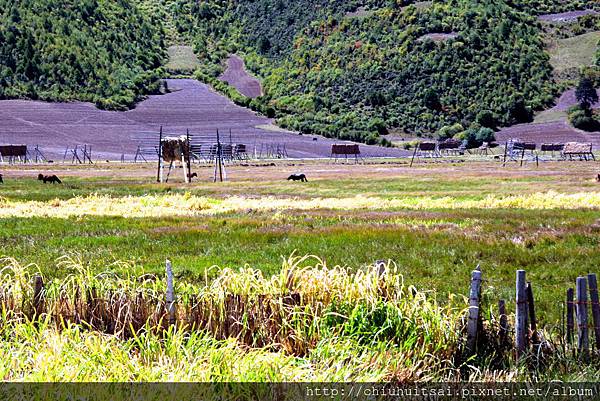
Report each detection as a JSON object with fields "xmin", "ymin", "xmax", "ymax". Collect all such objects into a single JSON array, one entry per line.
[
  {"xmin": 497, "ymin": 87, "xmax": 600, "ymax": 145},
  {"xmin": 549, "ymin": 88, "xmax": 600, "ymax": 112},
  {"xmin": 538, "ymin": 10, "xmax": 598, "ymax": 23},
  {"xmin": 219, "ymin": 55, "xmax": 263, "ymax": 98},
  {"xmin": 496, "ymin": 120, "xmax": 600, "ymax": 146},
  {"xmin": 0, "ymin": 79, "xmax": 407, "ymax": 160}
]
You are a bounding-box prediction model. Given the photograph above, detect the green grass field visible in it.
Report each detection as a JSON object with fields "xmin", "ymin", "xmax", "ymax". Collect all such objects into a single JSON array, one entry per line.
[
  {"xmin": 165, "ymin": 45, "xmax": 201, "ymax": 74},
  {"xmin": 1, "ymin": 161, "xmax": 600, "ymax": 381},
  {"xmin": 548, "ymin": 31, "xmax": 600, "ymax": 77}
]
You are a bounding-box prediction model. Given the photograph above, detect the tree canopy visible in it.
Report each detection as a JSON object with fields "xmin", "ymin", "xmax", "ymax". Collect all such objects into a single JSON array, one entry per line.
[{"xmin": 0, "ymin": 0, "xmax": 166, "ymax": 109}]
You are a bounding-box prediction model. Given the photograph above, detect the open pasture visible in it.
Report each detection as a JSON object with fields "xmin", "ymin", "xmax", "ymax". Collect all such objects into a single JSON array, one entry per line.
[
  {"xmin": 1, "ymin": 159, "xmax": 600, "ymax": 381},
  {"xmin": 1, "ymin": 160, "xmax": 600, "ymax": 321}
]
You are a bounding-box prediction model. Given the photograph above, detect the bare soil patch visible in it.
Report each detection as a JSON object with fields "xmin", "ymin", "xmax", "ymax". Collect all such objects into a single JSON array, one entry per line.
[
  {"xmin": 218, "ymin": 55, "xmax": 263, "ymax": 98},
  {"xmin": 496, "ymin": 120, "xmax": 600, "ymax": 146},
  {"xmin": 0, "ymin": 79, "xmax": 406, "ymax": 160},
  {"xmin": 538, "ymin": 10, "xmax": 598, "ymax": 23},
  {"xmin": 418, "ymin": 32, "xmax": 458, "ymax": 42}
]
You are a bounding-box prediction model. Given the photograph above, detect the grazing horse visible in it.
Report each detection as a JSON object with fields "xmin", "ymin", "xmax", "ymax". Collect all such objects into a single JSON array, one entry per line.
[
  {"xmin": 0, "ymin": 174, "xmax": 3, "ymax": 184},
  {"xmin": 287, "ymin": 173, "xmax": 308, "ymax": 182},
  {"xmin": 38, "ymin": 173, "xmax": 62, "ymax": 184},
  {"xmin": 597, "ymin": 174, "xmax": 600, "ymax": 183}
]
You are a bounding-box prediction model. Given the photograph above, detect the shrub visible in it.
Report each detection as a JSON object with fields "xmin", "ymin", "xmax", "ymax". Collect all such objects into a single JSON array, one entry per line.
[
  {"xmin": 436, "ymin": 123, "xmax": 464, "ymax": 140},
  {"xmin": 476, "ymin": 110, "xmax": 496, "ymax": 129},
  {"xmin": 455, "ymin": 127, "xmax": 495, "ymax": 149},
  {"xmin": 569, "ymin": 108, "xmax": 600, "ymax": 131}
]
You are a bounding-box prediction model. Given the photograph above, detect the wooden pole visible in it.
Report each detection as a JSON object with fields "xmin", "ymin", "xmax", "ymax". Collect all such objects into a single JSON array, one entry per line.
[
  {"xmin": 527, "ymin": 282, "xmax": 539, "ymax": 345},
  {"xmin": 157, "ymin": 126, "xmax": 163, "ymax": 183},
  {"xmin": 410, "ymin": 145, "xmax": 418, "ymax": 167},
  {"xmin": 576, "ymin": 277, "xmax": 589, "ymax": 359},
  {"xmin": 186, "ymin": 129, "xmax": 192, "ymax": 182},
  {"xmin": 181, "ymin": 138, "xmax": 190, "ymax": 184},
  {"xmin": 588, "ymin": 273, "xmax": 600, "ymax": 351},
  {"xmin": 166, "ymin": 259, "xmax": 176, "ymax": 326},
  {"xmin": 567, "ymin": 288, "xmax": 575, "ymax": 346},
  {"xmin": 466, "ymin": 266, "xmax": 482, "ymax": 356},
  {"xmin": 515, "ymin": 270, "xmax": 528, "ymax": 359},
  {"xmin": 499, "ymin": 299, "xmax": 508, "ymax": 343},
  {"xmin": 216, "ymin": 129, "xmax": 224, "ymax": 182},
  {"xmin": 374, "ymin": 260, "xmax": 386, "ymax": 278},
  {"xmin": 33, "ymin": 275, "xmax": 44, "ymax": 317}
]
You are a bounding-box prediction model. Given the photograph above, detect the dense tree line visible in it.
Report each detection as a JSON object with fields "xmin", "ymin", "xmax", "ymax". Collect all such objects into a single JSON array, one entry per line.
[
  {"xmin": 234, "ymin": 0, "xmax": 558, "ymax": 141},
  {"xmin": 0, "ymin": 0, "xmax": 166, "ymax": 109},
  {"xmin": 168, "ymin": 0, "xmax": 569, "ymax": 142}
]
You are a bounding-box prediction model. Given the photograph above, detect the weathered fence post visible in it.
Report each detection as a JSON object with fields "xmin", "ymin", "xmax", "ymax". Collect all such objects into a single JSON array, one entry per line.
[
  {"xmin": 33, "ymin": 275, "xmax": 44, "ymax": 317},
  {"xmin": 516, "ymin": 270, "xmax": 528, "ymax": 359},
  {"xmin": 567, "ymin": 288, "xmax": 575, "ymax": 346},
  {"xmin": 157, "ymin": 126, "xmax": 163, "ymax": 183},
  {"xmin": 499, "ymin": 299, "xmax": 508, "ymax": 344},
  {"xmin": 466, "ymin": 265, "xmax": 482, "ymax": 356},
  {"xmin": 374, "ymin": 260, "xmax": 387, "ymax": 278},
  {"xmin": 166, "ymin": 259, "xmax": 176, "ymax": 326},
  {"xmin": 587, "ymin": 273, "xmax": 600, "ymax": 351},
  {"xmin": 526, "ymin": 282, "xmax": 539, "ymax": 346},
  {"xmin": 576, "ymin": 277, "xmax": 589, "ymax": 359}
]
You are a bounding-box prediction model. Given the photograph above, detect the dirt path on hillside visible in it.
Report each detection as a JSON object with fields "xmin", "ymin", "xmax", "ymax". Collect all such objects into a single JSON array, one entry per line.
[{"xmin": 218, "ymin": 55, "xmax": 263, "ymax": 98}]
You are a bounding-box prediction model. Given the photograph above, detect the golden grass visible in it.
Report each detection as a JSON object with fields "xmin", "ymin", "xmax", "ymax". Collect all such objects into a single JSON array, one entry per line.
[
  {"xmin": 0, "ymin": 255, "xmax": 465, "ymax": 381},
  {"xmin": 1, "ymin": 190, "xmax": 600, "ymax": 218}
]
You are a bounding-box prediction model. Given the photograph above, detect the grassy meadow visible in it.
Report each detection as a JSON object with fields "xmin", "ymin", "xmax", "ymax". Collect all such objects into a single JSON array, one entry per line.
[{"xmin": 1, "ymin": 160, "xmax": 600, "ymax": 381}]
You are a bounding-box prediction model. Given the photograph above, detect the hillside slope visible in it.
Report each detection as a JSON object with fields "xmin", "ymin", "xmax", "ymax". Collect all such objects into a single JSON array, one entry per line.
[
  {"xmin": 168, "ymin": 0, "xmax": 599, "ymax": 142},
  {"xmin": 2, "ymin": 0, "xmax": 599, "ymax": 141},
  {"xmin": 0, "ymin": 0, "xmax": 166, "ymax": 110}
]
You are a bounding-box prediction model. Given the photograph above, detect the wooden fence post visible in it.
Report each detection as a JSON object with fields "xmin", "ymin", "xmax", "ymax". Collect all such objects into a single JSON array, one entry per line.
[
  {"xmin": 567, "ymin": 288, "xmax": 575, "ymax": 346},
  {"xmin": 499, "ymin": 299, "xmax": 508, "ymax": 343},
  {"xmin": 166, "ymin": 259, "xmax": 176, "ymax": 326},
  {"xmin": 526, "ymin": 282, "xmax": 539, "ymax": 345},
  {"xmin": 374, "ymin": 260, "xmax": 387, "ymax": 278},
  {"xmin": 587, "ymin": 273, "xmax": 600, "ymax": 351},
  {"xmin": 33, "ymin": 275, "xmax": 44, "ymax": 317},
  {"xmin": 515, "ymin": 270, "xmax": 528, "ymax": 359},
  {"xmin": 466, "ymin": 266, "xmax": 482, "ymax": 356},
  {"xmin": 576, "ymin": 277, "xmax": 589, "ymax": 359}
]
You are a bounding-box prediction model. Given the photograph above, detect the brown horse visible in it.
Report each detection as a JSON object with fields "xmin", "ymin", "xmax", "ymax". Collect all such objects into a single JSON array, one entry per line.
[{"xmin": 38, "ymin": 173, "xmax": 62, "ymax": 184}]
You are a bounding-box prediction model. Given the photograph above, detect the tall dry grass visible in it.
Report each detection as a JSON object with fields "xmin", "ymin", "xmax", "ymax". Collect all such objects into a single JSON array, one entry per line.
[
  {"xmin": 1, "ymin": 190, "xmax": 600, "ymax": 219},
  {"xmin": 0, "ymin": 254, "xmax": 468, "ymax": 381}
]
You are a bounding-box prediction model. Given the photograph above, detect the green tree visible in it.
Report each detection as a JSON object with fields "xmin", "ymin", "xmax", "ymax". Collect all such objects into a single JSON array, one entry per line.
[{"xmin": 575, "ymin": 77, "xmax": 599, "ymax": 111}]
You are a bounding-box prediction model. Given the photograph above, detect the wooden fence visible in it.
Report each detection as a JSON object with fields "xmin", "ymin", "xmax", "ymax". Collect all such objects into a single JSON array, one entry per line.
[{"xmin": 465, "ymin": 266, "xmax": 600, "ymax": 362}]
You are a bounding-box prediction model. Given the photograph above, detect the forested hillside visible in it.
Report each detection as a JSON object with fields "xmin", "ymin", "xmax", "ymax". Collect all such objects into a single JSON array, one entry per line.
[
  {"xmin": 1, "ymin": 0, "xmax": 599, "ymax": 139},
  {"xmin": 253, "ymin": 0, "xmax": 557, "ymax": 140},
  {"xmin": 178, "ymin": 0, "xmax": 562, "ymax": 141},
  {"xmin": 0, "ymin": 0, "xmax": 166, "ymax": 110}
]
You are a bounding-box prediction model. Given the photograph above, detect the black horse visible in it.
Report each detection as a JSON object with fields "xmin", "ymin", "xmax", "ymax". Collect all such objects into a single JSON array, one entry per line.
[
  {"xmin": 287, "ymin": 173, "xmax": 308, "ymax": 182},
  {"xmin": 0, "ymin": 174, "xmax": 3, "ymax": 184}
]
